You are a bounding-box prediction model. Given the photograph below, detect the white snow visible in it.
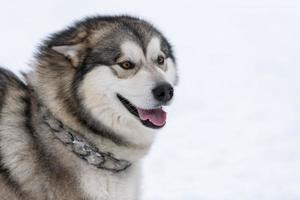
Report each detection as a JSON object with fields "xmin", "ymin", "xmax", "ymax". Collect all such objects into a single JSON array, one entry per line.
[{"xmin": 0, "ymin": 0, "xmax": 300, "ymax": 199}]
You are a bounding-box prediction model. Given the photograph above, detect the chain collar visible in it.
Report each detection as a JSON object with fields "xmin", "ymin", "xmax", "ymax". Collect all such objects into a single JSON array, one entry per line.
[{"xmin": 39, "ymin": 106, "xmax": 131, "ymax": 173}]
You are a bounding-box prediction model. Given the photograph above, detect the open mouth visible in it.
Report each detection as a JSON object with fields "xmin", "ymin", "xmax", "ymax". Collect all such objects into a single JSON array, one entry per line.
[{"xmin": 117, "ymin": 94, "xmax": 167, "ymax": 129}]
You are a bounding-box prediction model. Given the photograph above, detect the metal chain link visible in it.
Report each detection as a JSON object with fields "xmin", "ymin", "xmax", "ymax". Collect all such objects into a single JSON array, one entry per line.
[{"xmin": 40, "ymin": 106, "xmax": 131, "ymax": 173}]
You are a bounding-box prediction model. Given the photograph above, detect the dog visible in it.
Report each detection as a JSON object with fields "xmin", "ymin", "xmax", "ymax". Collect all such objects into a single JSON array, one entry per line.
[{"xmin": 0, "ymin": 15, "xmax": 178, "ymax": 200}]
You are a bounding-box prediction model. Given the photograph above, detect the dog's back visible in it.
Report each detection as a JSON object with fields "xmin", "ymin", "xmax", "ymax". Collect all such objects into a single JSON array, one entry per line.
[
  {"xmin": 0, "ymin": 68, "xmax": 27, "ymax": 110},
  {"xmin": 0, "ymin": 67, "xmax": 29, "ymax": 200}
]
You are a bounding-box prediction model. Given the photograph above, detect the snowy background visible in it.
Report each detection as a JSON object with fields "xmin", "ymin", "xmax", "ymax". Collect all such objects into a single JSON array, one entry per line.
[{"xmin": 1, "ymin": 0, "xmax": 300, "ymax": 199}]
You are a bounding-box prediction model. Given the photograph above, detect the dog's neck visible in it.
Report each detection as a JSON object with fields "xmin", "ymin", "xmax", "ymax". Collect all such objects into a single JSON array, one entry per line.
[
  {"xmin": 39, "ymin": 104, "xmax": 132, "ymax": 172},
  {"xmin": 27, "ymin": 75, "xmax": 152, "ymax": 165}
]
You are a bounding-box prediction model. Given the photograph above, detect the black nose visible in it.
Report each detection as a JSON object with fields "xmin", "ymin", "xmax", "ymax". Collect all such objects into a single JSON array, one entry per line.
[{"xmin": 152, "ymin": 83, "xmax": 174, "ymax": 103}]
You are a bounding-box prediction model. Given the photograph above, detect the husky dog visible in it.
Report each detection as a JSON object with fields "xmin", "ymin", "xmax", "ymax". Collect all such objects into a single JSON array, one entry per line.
[{"xmin": 0, "ymin": 15, "xmax": 177, "ymax": 200}]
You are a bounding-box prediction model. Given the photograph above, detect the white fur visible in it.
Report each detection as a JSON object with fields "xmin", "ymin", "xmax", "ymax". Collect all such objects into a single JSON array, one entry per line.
[
  {"xmin": 78, "ymin": 161, "xmax": 141, "ymax": 200},
  {"xmin": 77, "ymin": 37, "xmax": 177, "ymax": 199},
  {"xmin": 120, "ymin": 41, "xmax": 145, "ymax": 64},
  {"xmin": 146, "ymin": 37, "xmax": 177, "ymax": 85},
  {"xmin": 146, "ymin": 37, "xmax": 162, "ymax": 61},
  {"xmin": 165, "ymin": 58, "xmax": 177, "ymax": 85},
  {"xmin": 79, "ymin": 67, "xmax": 156, "ymax": 147},
  {"xmin": 79, "ymin": 37, "xmax": 177, "ymax": 146}
]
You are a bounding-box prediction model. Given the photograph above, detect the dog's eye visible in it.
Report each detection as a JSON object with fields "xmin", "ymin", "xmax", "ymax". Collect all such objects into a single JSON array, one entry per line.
[
  {"xmin": 119, "ymin": 61, "xmax": 135, "ymax": 70},
  {"xmin": 157, "ymin": 55, "xmax": 165, "ymax": 65}
]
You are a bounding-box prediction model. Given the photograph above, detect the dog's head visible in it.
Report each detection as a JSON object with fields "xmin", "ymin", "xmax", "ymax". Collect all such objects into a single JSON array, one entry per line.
[{"xmin": 33, "ymin": 16, "xmax": 177, "ymax": 146}]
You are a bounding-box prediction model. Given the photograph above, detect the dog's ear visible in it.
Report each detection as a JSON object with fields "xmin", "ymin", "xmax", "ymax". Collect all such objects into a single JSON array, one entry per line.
[
  {"xmin": 50, "ymin": 28, "xmax": 88, "ymax": 67},
  {"xmin": 52, "ymin": 44, "xmax": 84, "ymax": 67}
]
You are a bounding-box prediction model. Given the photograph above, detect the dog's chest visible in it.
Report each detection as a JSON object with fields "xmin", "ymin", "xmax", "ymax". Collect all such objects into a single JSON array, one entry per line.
[{"xmin": 78, "ymin": 163, "xmax": 141, "ymax": 200}]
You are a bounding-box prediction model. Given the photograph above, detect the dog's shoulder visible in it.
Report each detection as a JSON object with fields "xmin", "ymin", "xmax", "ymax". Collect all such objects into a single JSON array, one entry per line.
[
  {"xmin": 0, "ymin": 67, "xmax": 28, "ymax": 112},
  {"xmin": 0, "ymin": 67, "xmax": 31, "ymax": 199},
  {"xmin": 0, "ymin": 67, "xmax": 29, "ymax": 132},
  {"xmin": 0, "ymin": 67, "xmax": 27, "ymax": 89}
]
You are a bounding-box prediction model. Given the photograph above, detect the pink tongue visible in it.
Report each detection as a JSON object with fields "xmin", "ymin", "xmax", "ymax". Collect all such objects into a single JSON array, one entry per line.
[{"xmin": 137, "ymin": 108, "xmax": 167, "ymax": 126}]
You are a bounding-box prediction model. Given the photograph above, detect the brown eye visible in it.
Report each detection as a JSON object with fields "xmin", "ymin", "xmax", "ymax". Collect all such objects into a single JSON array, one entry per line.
[
  {"xmin": 119, "ymin": 61, "xmax": 135, "ymax": 70},
  {"xmin": 157, "ymin": 55, "xmax": 165, "ymax": 65}
]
